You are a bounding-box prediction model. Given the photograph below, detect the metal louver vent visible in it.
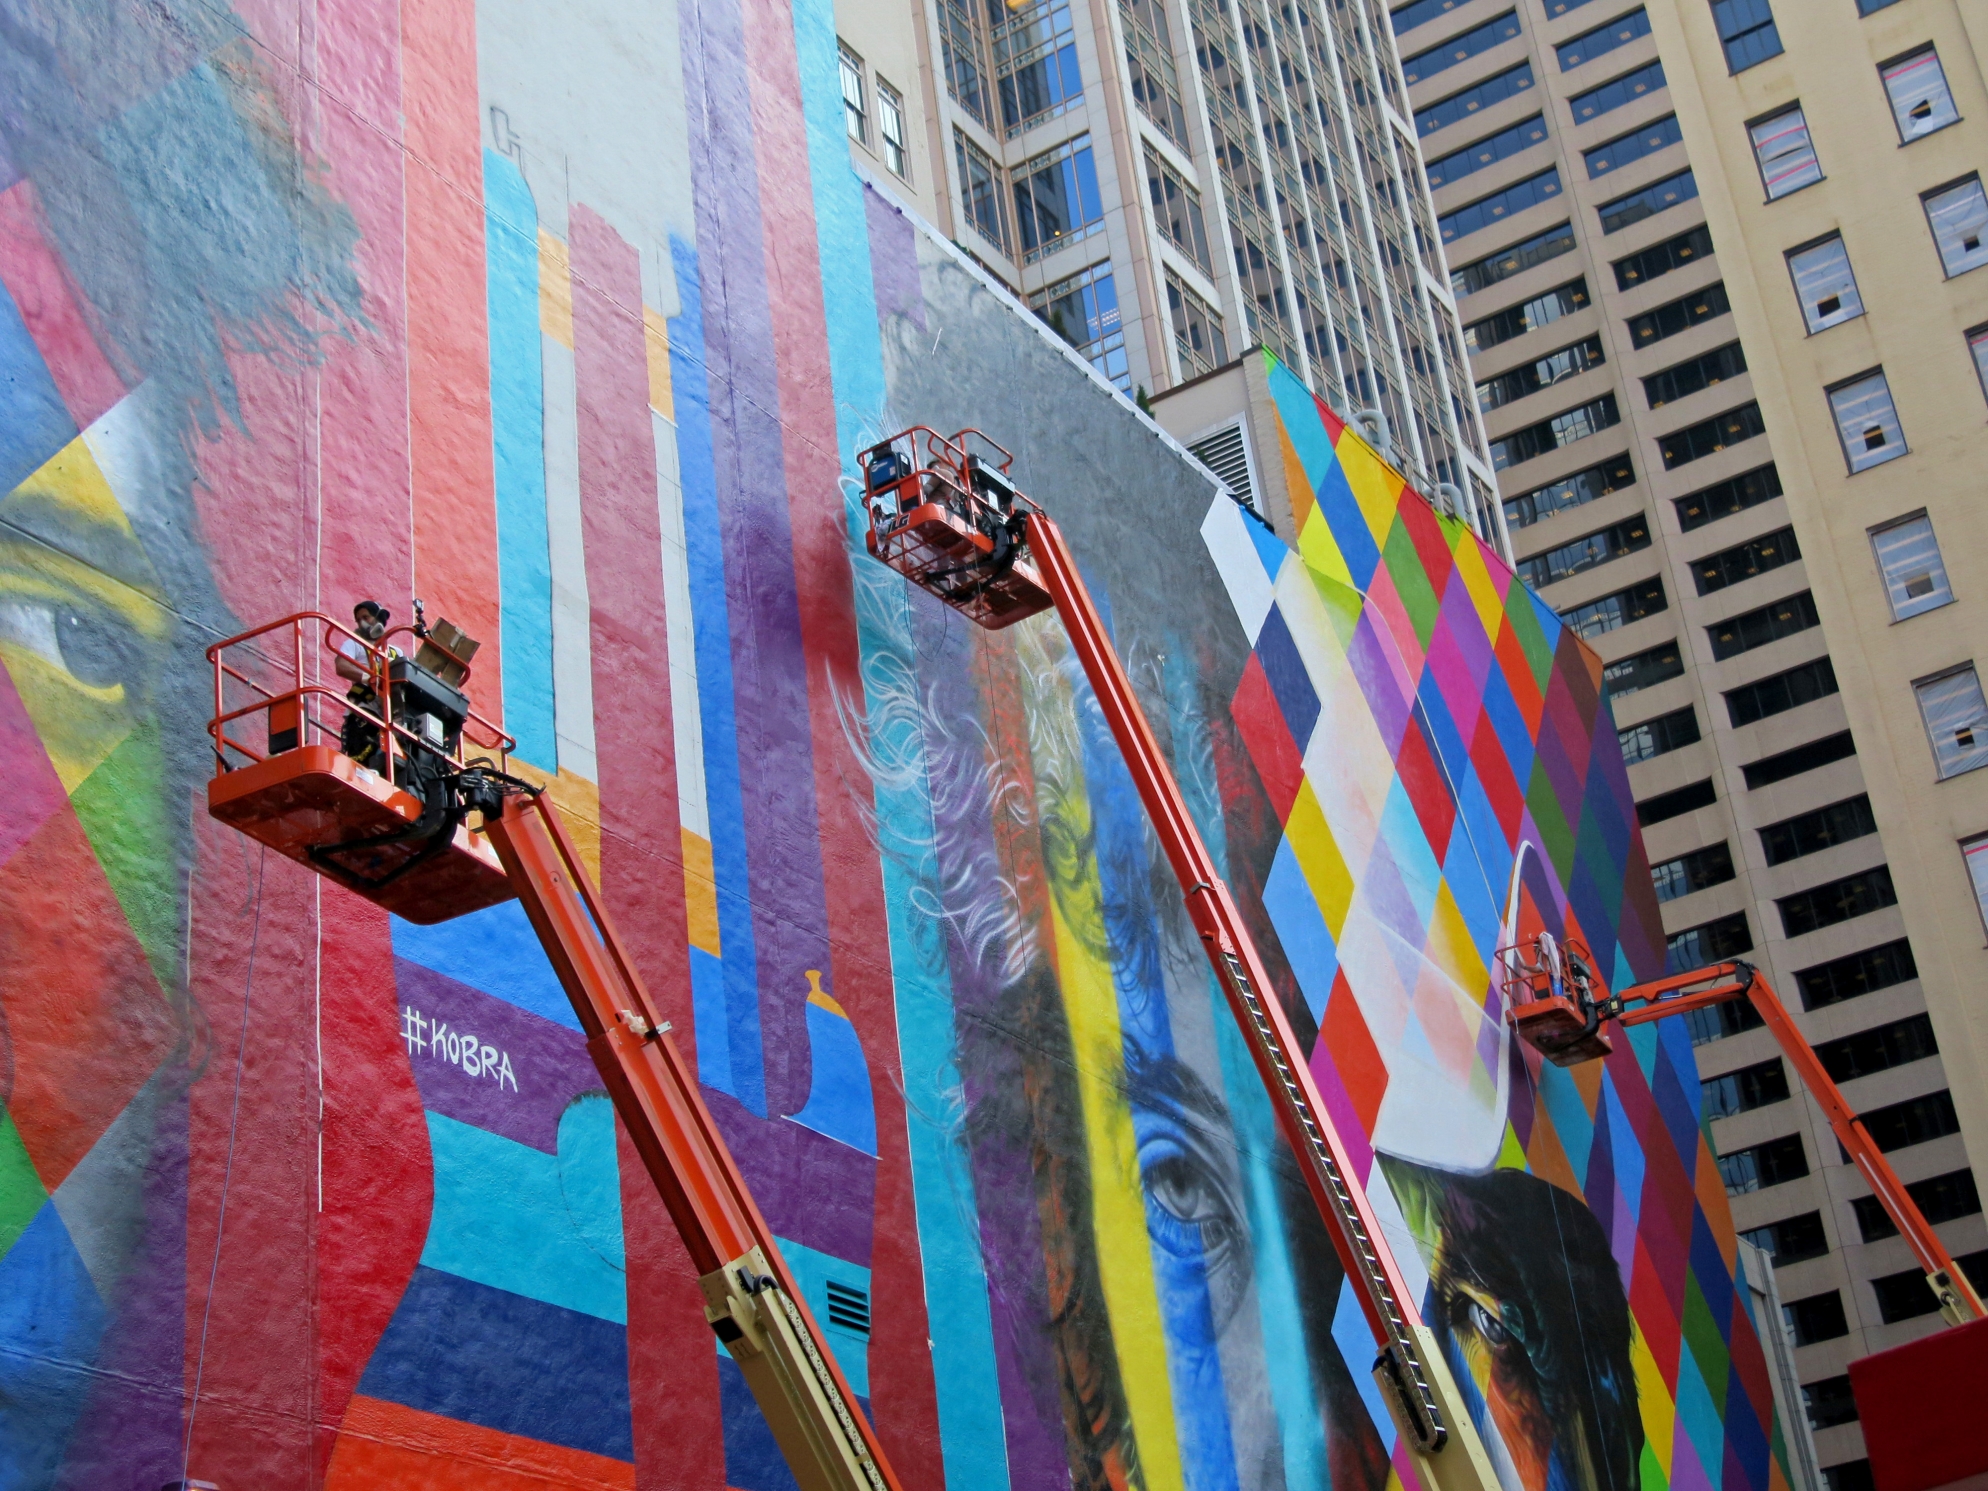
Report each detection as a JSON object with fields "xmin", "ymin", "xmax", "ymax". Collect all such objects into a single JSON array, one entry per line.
[
  {"xmin": 1188, "ymin": 422, "xmax": 1254, "ymax": 508},
  {"xmin": 825, "ymin": 1278, "xmax": 871, "ymax": 1335}
]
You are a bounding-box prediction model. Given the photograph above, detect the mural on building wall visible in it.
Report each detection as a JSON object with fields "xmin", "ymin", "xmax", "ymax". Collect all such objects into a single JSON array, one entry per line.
[{"xmin": 0, "ymin": 0, "xmax": 1791, "ymax": 1487}]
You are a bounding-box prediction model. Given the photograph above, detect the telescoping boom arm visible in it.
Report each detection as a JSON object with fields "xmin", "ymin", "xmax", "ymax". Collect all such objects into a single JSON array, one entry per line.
[{"xmin": 859, "ymin": 428, "xmax": 1501, "ymax": 1491}]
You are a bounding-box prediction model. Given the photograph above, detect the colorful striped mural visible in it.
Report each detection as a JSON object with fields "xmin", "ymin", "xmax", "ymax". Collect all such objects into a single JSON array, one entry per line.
[{"xmin": 0, "ymin": 0, "xmax": 1791, "ymax": 1487}]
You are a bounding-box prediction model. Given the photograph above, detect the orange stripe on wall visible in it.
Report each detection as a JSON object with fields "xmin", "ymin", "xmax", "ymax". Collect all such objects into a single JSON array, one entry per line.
[
  {"xmin": 325, "ymin": 1395, "xmax": 637, "ymax": 1489},
  {"xmin": 403, "ymin": 0, "xmax": 502, "ymax": 724}
]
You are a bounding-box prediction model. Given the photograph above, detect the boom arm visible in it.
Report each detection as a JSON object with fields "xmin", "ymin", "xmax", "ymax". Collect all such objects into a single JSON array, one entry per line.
[
  {"xmin": 478, "ymin": 785, "xmax": 899, "ymax": 1491},
  {"xmin": 1022, "ymin": 512, "xmax": 1499, "ymax": 1491},
  {"xmin": 1613, "ymin": 961, "xmax": 1984, "ymax": 1326}
]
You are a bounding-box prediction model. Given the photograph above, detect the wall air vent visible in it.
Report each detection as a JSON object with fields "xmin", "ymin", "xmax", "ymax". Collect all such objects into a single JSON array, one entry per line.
[
  {"xmin": 1188, "ymin": 421, "xmax": 1255, "ymax": 509},
  {"xmin": 825, "ymin": 1278, "xmax": 871, "ymax": 1336}
]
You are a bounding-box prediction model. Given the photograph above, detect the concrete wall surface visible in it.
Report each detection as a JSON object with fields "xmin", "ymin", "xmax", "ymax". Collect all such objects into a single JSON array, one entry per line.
[{"xmin": 0, "ymin": 2, "xmax": 1791, "ymax": 1488}]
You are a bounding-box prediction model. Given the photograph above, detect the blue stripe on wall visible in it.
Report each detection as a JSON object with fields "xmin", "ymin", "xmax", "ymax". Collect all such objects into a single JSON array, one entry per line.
[{"xmin": 483, "ymin": 149, "xmax": 557, "ymax": 770}]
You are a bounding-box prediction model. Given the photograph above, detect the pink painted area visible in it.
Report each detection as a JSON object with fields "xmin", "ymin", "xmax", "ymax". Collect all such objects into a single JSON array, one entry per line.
[
  {"xmin": 0, "ymin": 660, "xmax": 67, "ymax": 869},
  {"xmin": 0, "ymin": 181, "xmax": 126, "ymax": 430}
]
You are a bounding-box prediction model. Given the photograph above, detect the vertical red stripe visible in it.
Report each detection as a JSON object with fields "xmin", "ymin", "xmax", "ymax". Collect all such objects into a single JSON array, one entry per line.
[
  {"xmin": 568, "ymin": 203, "xmax": 722, "ymax": 1491},
  {"xmin": 403, "ymin": 0, "xmax": 501, "ymax": 718},
  {"xmin": 731, "ymin": 2, "xmax": 944, "ymax": 1476}
]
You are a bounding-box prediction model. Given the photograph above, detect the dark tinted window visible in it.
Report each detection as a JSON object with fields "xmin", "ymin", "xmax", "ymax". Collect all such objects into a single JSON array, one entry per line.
[
  {"xmin": 1804, "ymin": 1378, "xmax": 1859, "ymax": 1432},
  {"xmin": 1621, "ymin": 705, "xmax": 1700, "ymax": 764},
  {"xmin": 1861, "ymin": 1089, "xmax": 1959, "ymax": 1151},
  {"xmin": 1823, "ymin": 1462, "xmax": 1874, "ymax": 1491},
  {"xmin": 1650, "ymin": 840, "xmax": 1733, "ymax": 900},
  {"xmin": 1662, "ymin": 402, "xmax": 1768, "ymax": 469},
  {"xmin": 1853, "ymin": 1165, "xmax": 1976, "ymax": 1241},
  {"xmin": 1667, "ymin": 910, "xmax": 1752, "ymax": 971},
  {"xmin": 1614, "ymin": 224, "xmax": 1715, "ymax": 290},
  {"xmin": 1504, "ymin": 453, "xmax": 1634, "ymax": 528},
  {"xmin": 1872, "ymin": 1267, "xmax": 1945, "ymax": 1324},
  {"xmin": 1490, "ymin": 394, "xmax": 1621, "ymax": 468},
  {"xmin": 1708, "ymin": 590, "xmax": 1819, "ymax": 661},
  {"xmin": 1638, "ymin": 777, "xmax": 1714, "ymax": 826},
  {"xmin": 1727, "ymin": 657, "xmax": 1838, "ymax": 728},
  {"xmin": 1416, "ymin": 61, "xmax": 1536, "ymax": 137},
  {"xmin": 1796, "ymin": 938, "xmax": 1917, "ymax": 1011},
  {"xmin": 1452, "ymin": 222, "xmax": 1577, "ymax": 295},
  {"xmin": 1586, "ymin": 113, "xmax": 1683, "ymax": 178},
  {"xmin": 1603, "ymin": 639, "xmax": 1684, "ymax": 700},
  {"xmin": 1818, "ymin": 1013, "xmax": 1938, "ymax": 1087},
  {"xmin": 1742, "ymin": 729, "xmax": 1855, "ymax": 788},
  {"xmin": 1778, "ymin": 866, "xmax": 1896, "ymax": 937},
  {"xmin": 1645, "ymin": 341, "xmax": 1747, "ymax": 409},
  {"xmin": 1674, "ymin": 464, "xmax": 1782, "ymax": 532},
  {"xmin": 1557, "ymin": 7, "xmax": 1650, "ymax": 69},
  {"xmin": 1719, "ymin": 1132, "xmax": 1806, "ymax": 1192},
  {"xmin": 1388, "ymin": 0, "xmax": 1468, "ymax": 34},
  {"xmin": 1782, "ymin": 1290, "xmax": 1848, "ymax": 1345},
  {"xmin": 1426, "ymin": 114, "xmax": 1550, "ymax": 189},
  {"xmin": 1569, "ymin": 59, "xmax": 1666, "ymax": 123},
  {"xmin": 1562, "ymin": 575, "xmax": 1667, "ymax": 639},
  {"xmin": 1693, "ymin": 524, "xmax": 1800, "ymax": 595},
  {"xmin": 1628, "ymin": 281, "xmax": 1732, "ymax": 348},
  {"xmin": 1599, "ymin": 168, "xmax": 1698, "ymax": 233},
  {"xmin": 1686, "ymin": 996, "xmax": 1764, "ymax": 1044},
  {"xmin": 1517, "ymin": 512, "xmax": 1647, "ymax": 586},
  {"xmin": 1440, "ymin": 167, "xmax": 1565, "ymax": 243},
  {"xmin": 1479, "ymin": 335, "xmax": 1607, "ymax": 414},
  {"xmin": 1465, "ymin": 278, "xmax": 1590, "ymax": 353},
  {"xmin": 1739, "ymin": 1209, "xmax": 1828, "ymax": 1264},
  {"xmin": 1713, "ymin": 0, "xmax": 1782, "ymax": 71},
  {"xmin": 1404, "ymin": 11, "xmax": 1523, "ymax": 85},
  {"xmin": 1760, "ymin": 794, "xmax": 1877, "ymax": 866},
  {"xmin": 1703, "ymin": 1057, "xmax": 1789, "ymax": 1117}
]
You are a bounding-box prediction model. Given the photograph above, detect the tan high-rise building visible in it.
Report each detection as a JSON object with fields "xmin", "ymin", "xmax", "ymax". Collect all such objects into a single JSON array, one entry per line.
[{"xmin": 1397, "ymin": 0, "xmax": 1983, "ymax": 1478}]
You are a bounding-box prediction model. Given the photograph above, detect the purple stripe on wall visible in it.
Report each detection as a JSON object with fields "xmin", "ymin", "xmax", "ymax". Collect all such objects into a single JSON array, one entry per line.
[{"xmin": 864, "ymin": 187, "xmax": 924, "ymax": 333}]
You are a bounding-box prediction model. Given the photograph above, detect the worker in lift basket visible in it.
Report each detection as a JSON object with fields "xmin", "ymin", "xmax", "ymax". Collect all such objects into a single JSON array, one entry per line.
[{"xmin": 335, "ymin": 599, "xmax": 394, "ymax": 772}]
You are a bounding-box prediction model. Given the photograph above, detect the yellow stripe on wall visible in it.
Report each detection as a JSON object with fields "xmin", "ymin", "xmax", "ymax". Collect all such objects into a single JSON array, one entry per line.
[{"xmin": 539, "ymin": 230, "xmax": 574, "ymax": 348}]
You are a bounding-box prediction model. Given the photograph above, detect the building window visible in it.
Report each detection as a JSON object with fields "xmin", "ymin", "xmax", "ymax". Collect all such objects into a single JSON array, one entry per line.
[
  {"xmin": 1828, "ymin": 371, "xmax": 1906, "ymax": 473},
  {"xmin": 1603, "ymin": 639, "xmax": 1684, "ymax": 699},
  {"xmin": 1661, "ymin": 399, "xmax": 1773, "ymax": 469},
  {"xmin": 1760, "ymin": 794, "xmax": 1877, "ymax": 866},
  {"xmin": 1704, "ymin": 1058, "xmax": 1790, "ymax": 1119},
  {"xmin": 1861, "ymin": 1089, "xmax": 1960, "ymax": 1152},
  {"xmin": 1924, "ymin": 177, "xmax": 1988, "ymax": 277},
  {"xmin": 1439, "ymin": 167, "xmax": 1564, "ymax": 244},
  {"xmin": 1585, "ymin": 114, "xmax": 1683, "ymax": 178},
  {"xmin": 1786, "ymin": 235, "xmax": 1863, "ymax": 335},
  {"xmin": 1464, "ymin": 278, "xmax": 1589, "ymax": 353},
  {"xmin": 877, "ymin": 82, "xmax": 909, "ymax": 178},
  {"xmin": 1693, "ymin": 524, "xmax": 1799, "ymax": 595},
  {"xmin": 1569, "ymin": 59, "xmax": 1666, "ymax": 124},
  {"xmin": 1645, "ymin": 341, "xmax": 1747, "ymax": 409},
  {"xmin": 1727, "ymin": 657, "xmax": 1839, "ymax": 728},
  {"xmin": 1803, "ymin": 1376, "xmax": 1859, "ymax": 1431},
  {"xmin": 1516, "ymin": 513, "xmax": 1648, "ymax": 586},
  {"xmin": 1742, "ymin": 729, "xmax": 1855, "ymax": 788},
  {"xmin": 1750, "ymin": 107, "xmax": 1820, "ymax": 199},
  {"xmin": 1621, "ymin": 706, "xmax": 1702, "ymax": 765},
  {"xmin": 1778, "ymin": 865, "xmax": 1897, "ymax": 937},
  {"xmin": 1452, "ymin": 222, "xmax": 1577, "ymax": 296},
  {"xmin": 1013, "ymin": 134, "xmax": 1103, "ymax": 264},
  {"xmin": 1825, "ymin": 1465, "xmax": 1877, "ymax": 1491},
  {"xmin": 1675, "ymin": 464, "xmax": 1781, "ymax": 532},
  {"xmin": 995, "ymin": 0, "xmax": 1082, "ymax": 136},
  {"xmin": 1708, "ymin": 590, "xmax": 1819, "ymax": 661},
  {"xmin": 1556, "ymin": 8, "xmax": 1651, "ymax": 71},
  {"xmin": 1796, "ymin": 938, "xmax": 1916, "ymax": 1011},
  {"xmin": 1740, "ymin": 1210, "xmax": 1828, "ymax": 1266},
  {"xmin": 1971, "ymin": 325, "xmax": 1988, "ymax": 403},
  {"xmin": 1563, "ymin": 576, "xmax": 1667, "ymax": 640},
  {"xmin": 955, "ymin": 130, "xmax": 1009, "ymax": 253},
  {"xmin": 1638, "ymin": 776, "xmax": 1716, "ymax": 825},
  {"xmin": 1504, "ymin": 454, "xmax": 1635, "ymax": 529},
  {"xmin": 1686, "ymin": 996, "xmax": 1764, "ymax": 1044},
  {"xmin": 1719, "ymin": 1132, "xmax": 1805, "ymax": 1193},
  {"xmin": 1853, "ymin": 1165, "xmax": 1977, "ymax": 1239},
  {"xmin": 1628, "ymin": 281, "xmax": 1732, "ymax": 348},
  {"xmin": 1818, "ymin": 1013, "xmax": 1938, "ymax": 1085},
  {"xmin": 1165, "ymin": 273, "xmax": 1228, "ymax": 379},
  {"xmin": 1614, "ymin": 223, "xmax": 1714, "ymax": 290},
  {"xmin": 1597, "ymin": 168, "xmax": 1698, "ymax": 234},
  {"xmin": 1426, "ymin": 115, "xmax": 1549, "ymax": 189},
  {"xmin": 1118, "ymin": 0, "xmax": 1187, "ymax": 144},
  {"xmin": 1402, "ymin": 11, "xmax": 1523, "ymax": 86},
  {"xmin": 1871, "ymin": 513, "xmax": 1952, "ymax": 621},
  {"xmin": 1030, "ymin": 260, "xmax": 1129, "ymax": 389},
  {"xmin": 1147, "ymin": 149, "xmax": 1211, "ymax": 271},
  {"xmin": 1489, "ymin": 393, "xmax": 1621, "ymax": 468},
  {"xmin": 1712, "ymin": 0, "xmax": 1781, "ymax": 72},
  {"xmin": 1389, "ymin": 0, "xmax": 1468, "ymax": 35},
  {"xmin": 1876, "ymin": 1265, "xmax": 1962, "ymax": 1321},
  {"xmin": 840, "ymin": 43, "xmax": 869, "ymax": 145},
  {"xmin": 1782, "ymin": 1290, "xmax": 1849, "ymax": 1346},
  {"xmin": 1965, "ymin": 835, "xmax": 1988, "ymax": 936},
  {"xmin": 1667, "ymin": 910, "xmax": 1752, "ymax": 972},
  {"xmin": 1650, "ymin": 839, "xmax": 1735, "ymax": 900},
  {"xmin": 1415, "ymin": 61, "xmax": 1536, "ymax": 138},
  {"xmin": 1919, "ymin": 665, "xmax": 1988, "ymax": 778},
  {"xmin": 1882, "ymin": 48, "xmax": 1958, "ymax": 143},
  {"xmin": 939, "ymin": 0, "xmax": 993, "ymax": 127},
  {"xmin": 1477, "ymin": 335, "xmax": 1607, "ymax": 413}
]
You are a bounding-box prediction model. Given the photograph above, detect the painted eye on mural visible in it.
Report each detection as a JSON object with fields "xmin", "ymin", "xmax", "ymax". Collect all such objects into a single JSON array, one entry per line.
[
  {"xmin": 0, "ymin": 599, "xmax": 138, "ymax": 694},
  {"xmin": 1138, "ymin": 1135, "xmax": 1243, "ymax": 1268}
]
